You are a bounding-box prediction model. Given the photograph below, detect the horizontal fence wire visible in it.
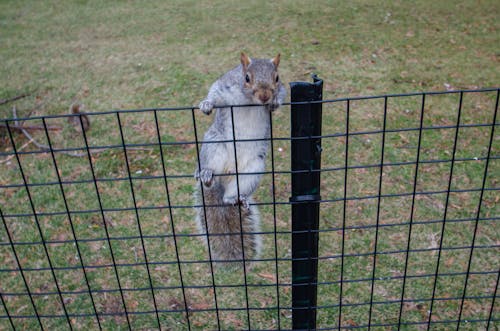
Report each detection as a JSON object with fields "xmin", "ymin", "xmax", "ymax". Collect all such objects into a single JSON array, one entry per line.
[{"xmin": 0, "ymin": 88, "xmax": 498, "ymax": 330}]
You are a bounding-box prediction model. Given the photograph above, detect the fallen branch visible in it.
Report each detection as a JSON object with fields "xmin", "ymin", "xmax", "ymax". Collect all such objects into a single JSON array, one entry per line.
[
  {"xmin": 0, "ymin": 123, "xmax": 62, "ymax": 132},
  {"xmin": 2, "ymin": 106, "xmax": 153, "ymax": 158},
  {"xmin": 0, "ymin": 93, "xmax": 29, "ymax": 106}
]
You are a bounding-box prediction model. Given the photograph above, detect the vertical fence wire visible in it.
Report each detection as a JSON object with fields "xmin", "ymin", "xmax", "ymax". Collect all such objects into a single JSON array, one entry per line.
[
  {"xmin": 153, "ymin": 109, "xmax": 192, "ymax": 330},
  {"xmin": 397, "ymin": 93, "xmax": 426, "ymax": 330},
  {"xmin": 80, "ymin": 117, "xmax": 133, "ymax": 331},
  {"xmin": 486, "ymin": 269, "xmax": 500, "ymax": 330},
  {"xmin": 41, "ymin": 117, "xmax": 102, "ymax": 330},
  {"xmin": 190, "ymin": 108, "xmax": 222, "ymax": 330},
  {"xmin": 367, "ymin": 96, "xmax": 388, "ymax": 329},
  {"xmin": 229, "ymin": 106, "xmax": 252, "ymax": 331},
  {"xmin": 338, "ymin": 99, "xmax": 350, "ymax": 330},
  {"xmin": 456, "ymin": 89, "xmax": 499, "ymax": 330},
  {"xmin": 0, "ymin": 206, "xmax": 44, "ymax": 330},
  {"xmin": 426, "ymin": 92, "xmax": 464, "ymax": 328},
  {"xmin": 268, "ymin": 110, "xmax": 281, "ymax": 329},
  {"xmin": 0, "ymin": 291, "xmax": 14, "ymax": 330},
  {"xmin": 115, "ymin": 112, "xmax": 162, "ymax": 329},
  {"xmin": 5, "ymin": 121, "xmax": 74, "ymax": 331}
]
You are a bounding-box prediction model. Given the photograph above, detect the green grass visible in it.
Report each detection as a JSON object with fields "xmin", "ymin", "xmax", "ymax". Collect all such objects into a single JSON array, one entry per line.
[{"xmin": 0, "ymin": 0, "xmax": 499, "ymax": 330}]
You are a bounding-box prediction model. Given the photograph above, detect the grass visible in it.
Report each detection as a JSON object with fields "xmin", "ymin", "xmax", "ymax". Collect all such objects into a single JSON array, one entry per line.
[{"xmin": 0, "ymin": 0, "xmax": 499, "ymax": 330}]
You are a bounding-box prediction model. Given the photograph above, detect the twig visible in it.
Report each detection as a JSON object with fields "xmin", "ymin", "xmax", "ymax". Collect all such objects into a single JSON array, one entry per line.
[
  {"xmin": 0, "ymin": 93, "xmax": 29, "ymax": 106},
  {"xmin": 0, "ymin": 123, "xmax": 62, "ymax": 131},
  {"xmin": 0, "ymin": 138, "xmax": 34, "ymax": 164},
  {"xmin": 6, "ymin": 106, "xmax": 152, "ymax": 158}
]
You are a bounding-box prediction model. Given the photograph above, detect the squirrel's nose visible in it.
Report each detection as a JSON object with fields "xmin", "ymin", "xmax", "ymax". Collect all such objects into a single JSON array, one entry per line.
[
  {"xmin": 258, "ymin": 92, "xmax": 271, "ymax": 103},
  {"xmin": 257, "ymin": 91, "xmax": 271, "ymax": 103}
]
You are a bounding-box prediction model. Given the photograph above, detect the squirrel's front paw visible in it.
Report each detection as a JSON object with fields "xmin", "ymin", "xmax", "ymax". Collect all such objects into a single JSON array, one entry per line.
[
  {"xmin": 223, "ymin": 195, "xmax": 250, "ymax": 210},
  {"xmin": 268, "ymin": 97, "xmax": 282, "ymax": 112},
  {"xmin": 199, "ymin": 100, "xmax": 214, "ymax": 115},
  {"xmin": 195, "ymin": 168, "xmax": 214, "ymax": 187},
  {"xmin": 238, "ymin": 195, "xmax": 250, "ymax": 210}
]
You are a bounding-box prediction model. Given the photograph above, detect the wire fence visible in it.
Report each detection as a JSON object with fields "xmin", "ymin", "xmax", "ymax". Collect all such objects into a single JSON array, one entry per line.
[{"xmin": 0, "ymin": 85, "xmax": 498, "ymax": 330}]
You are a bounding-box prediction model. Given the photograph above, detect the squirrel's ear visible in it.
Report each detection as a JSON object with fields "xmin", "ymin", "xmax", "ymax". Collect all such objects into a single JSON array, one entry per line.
[
  {"xmin": 241, "ymin": 52, "xmax": 251, "ymax": 69},
  {"xmin": 271, "ymin": 53, "xmax": 281, "ymax": 67}
]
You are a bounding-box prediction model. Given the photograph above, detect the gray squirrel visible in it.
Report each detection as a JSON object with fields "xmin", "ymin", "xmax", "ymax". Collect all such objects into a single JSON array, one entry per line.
[{"xmin": 194, "ymin": 52, "xmax": 286, "ymax": 266}]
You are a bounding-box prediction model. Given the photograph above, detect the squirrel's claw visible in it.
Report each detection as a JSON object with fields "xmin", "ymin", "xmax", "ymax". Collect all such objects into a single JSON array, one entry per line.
[
  {"xmin": 268, "ymin": 96, "xmax": 282, "ymax": 112},
  {"xmin": 223, "ymin": 195, "xmax": 250, "ymax": 210},
  {"xmin": 238, "ymin": 195, "xmax": 250, "ymax": 210},
  {"xmin": 195, "ymin": 168, "xmax": 214, "ymax": 187},
  {"xmin": 199, "ymin": 100, "xmax": 214, "ymax": 115}
]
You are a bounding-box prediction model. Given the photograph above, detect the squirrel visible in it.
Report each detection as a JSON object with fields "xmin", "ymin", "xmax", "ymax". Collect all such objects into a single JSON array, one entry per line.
[
  {"xmin": 67, "ymin": 103, "xmax": 90, "ymax": 132},
  {"xmin": 194, "ymin": 52, "xmax": 286, "ymax": 266}
]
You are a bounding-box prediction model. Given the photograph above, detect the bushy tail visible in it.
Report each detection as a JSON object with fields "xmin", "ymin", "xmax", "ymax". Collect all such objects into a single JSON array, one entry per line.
[{"xmin": 194, "ymin": 181, "xmax": 262, "ymax": 267}]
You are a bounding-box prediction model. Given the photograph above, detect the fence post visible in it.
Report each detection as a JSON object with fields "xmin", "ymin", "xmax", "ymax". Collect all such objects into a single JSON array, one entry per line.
[{"xmin": 289, "ymin": 74, "xmax": 323, "ymax": 330}]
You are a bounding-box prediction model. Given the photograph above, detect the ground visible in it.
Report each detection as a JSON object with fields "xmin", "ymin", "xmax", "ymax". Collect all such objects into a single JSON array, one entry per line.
[{"xmin": 0, "ymin": 1, "xmax": 499, "ymax": 330}]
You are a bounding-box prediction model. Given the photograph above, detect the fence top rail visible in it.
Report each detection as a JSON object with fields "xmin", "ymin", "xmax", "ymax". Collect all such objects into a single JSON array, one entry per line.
[{"xmin": 1, "ymin": 87, "xmax": 498, "ymax": 122}]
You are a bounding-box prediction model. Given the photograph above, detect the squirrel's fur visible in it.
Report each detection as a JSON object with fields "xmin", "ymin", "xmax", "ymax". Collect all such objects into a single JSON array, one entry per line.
[{"xmin": 194, "ymin": 53, "xmax": 286, "ymax": 266}]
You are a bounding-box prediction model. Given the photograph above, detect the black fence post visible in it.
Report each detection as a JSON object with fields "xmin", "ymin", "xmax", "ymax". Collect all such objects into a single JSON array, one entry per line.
[{"xmin": 289, "ymin": 75, "xmax": 323, "ymax": 330}]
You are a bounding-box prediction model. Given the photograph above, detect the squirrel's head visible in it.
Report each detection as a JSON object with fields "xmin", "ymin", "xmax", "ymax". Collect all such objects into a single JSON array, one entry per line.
[{"xmin": 240, "ymin": 52, "xmax": 281, "ymax": 105}]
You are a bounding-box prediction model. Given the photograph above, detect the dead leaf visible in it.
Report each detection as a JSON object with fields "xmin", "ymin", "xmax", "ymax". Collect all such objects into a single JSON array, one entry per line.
[
  {"xmin": 168, "ymin": 298, "xmax": 184, "ymax": 310},
  {"xmin": 190, "ymin": 302, "xmax": 211, "ymax": 311},
  {"xmin": 345, "ymin": 319, "xmax": 358, "ymax": 326},
  {"xmin": 129, "ymin": 300, "xmax": 139, "ymax": 310},
  {"xmin": 258, "ymin": 272, "xmax": 276, "ymax": 282}
]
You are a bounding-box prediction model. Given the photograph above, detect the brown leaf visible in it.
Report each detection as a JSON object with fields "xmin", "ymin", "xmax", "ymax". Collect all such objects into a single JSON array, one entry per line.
[
  {"xmin": 193, "ymin": 320, "xmax": 205, "ymax": 327},
  {"xmin": 345, "ymin": 319, "xmax": 358, "ymax": 326},
  {"xmin": 258, "ymin": 272, "xmax": 276, "ymax": 282},
  {"xmin": 129, "ymin": 300, "xmax": 139, "ymax": 310}
]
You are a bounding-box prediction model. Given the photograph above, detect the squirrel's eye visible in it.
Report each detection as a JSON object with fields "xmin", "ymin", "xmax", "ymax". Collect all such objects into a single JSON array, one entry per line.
[
  {"xmin": 245, "ymin": 74, "xmax": 250, "ymax": 83},
  {"xmin": 275, "ymin": 75, "xmax": 279, "ymax": 83}
]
